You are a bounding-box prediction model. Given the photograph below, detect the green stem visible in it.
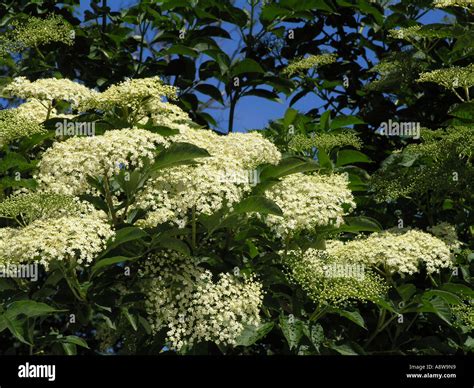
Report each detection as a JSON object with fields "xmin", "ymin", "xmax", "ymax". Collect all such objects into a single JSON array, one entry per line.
[
  {"xmin": 45, "ymin": 102, "xmax": 53, "ymax": 121},
  {"xmin": 310, "ymin": 305, "xmax": 328, "ymax": 322},
  {"xmin": 228, "ymin": 94, "xmax": 237, "ymax": 133},
  {"xmin": 365, "ymin": 309, "xmax": 398, "ymax": 348},
  {"xmin": 452, "ymin": 88, "xmax": 466, "ymax": 102},
  {"xmin": 59, "ymin": 264, "xmax": 85, "ymax": 302}
]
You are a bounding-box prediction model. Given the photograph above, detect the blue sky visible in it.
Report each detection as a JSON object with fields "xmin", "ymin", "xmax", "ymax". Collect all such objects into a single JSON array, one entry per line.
[{"xmin": 77, "ymin": 0, "xmax": 450, "ymax": 132}]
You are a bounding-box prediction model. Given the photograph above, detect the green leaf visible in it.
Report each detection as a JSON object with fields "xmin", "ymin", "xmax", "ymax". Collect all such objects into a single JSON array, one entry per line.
[
  {"xmin": 448, "ymin": 102, "xmax": 474, "ymax": 120},
  {"xmin": 151, "ymin": 142, "xmax": 210, "ymax": 171},
  {"xmin": 333, "ymin": 309, "xmax": 367, "ymax": 330},
  {"xmin": 122, "ymin": 308, "xmax": 138, "ymax": 331},
  {"xmin": 0, "ymin": 301, "xmax": 63, "ymax": 333},
  {"xmin": 337, "ymin": 216, "xmax": 382, "ymax": 233},
  {"xmin": 236, "ymin": 322, "xmax": 274, "ymax": 346},
  {"xmin": 247, "ymin": 240, "xmax": 259, "ymax": 259},
  {"xmin": 100, "ymin": 227, "xmax": 148, "ymax": 257},
  {"xmin": 91, "ymin": 256, "xmax": 140, "ymax": 276},
  {"xmin": 397, "ymin": 284, "xmax": 417, "ymax": 302},
  {"xmin": 4, "ymin": 316, "xmax": 31, "ymax": 345},
  {"xmin": 232, "ymin": 58, "xmax": 265, "ymax": 76},
  {"xmin": 328, "ymin": 342, "xmax": 358, "ymax": 355},
  {"xmin": 419, "ymin": 297, "xmax": 452, "ymax": 325},
  {"xmin": 423, "ymin": 290, "xmax": 462, "ymax": 305},
  {"xmin": 260, "ymin": 156, "xmax": 319, "ymax": 181},
  {"xmin": 152, "ymin": 237, "xmax": 190, "ymax": 256},
  {"xmin": 279, "ymin": 315, "xmax": 305, "ymax": 350},
  {"xmin": 374, "ymin": 299, "xmax": 397, "ymax": 313},
  {"xmin": 283, "ymin": 108, "xmax": 298, "ymax": 126},
  {"xmin": 62, "ymin": 343, "xmax": 77, "ymax": 355},
  {"xmin": 136, "ymin": 122, "xmax": 180, "ymax": 136},
  {"xmin": 336, "ymin": 150, "xmax": 372, "ymax": 167},
  {"xmin": 303, "ymin": 323, "xmax": 325, "ymax": 351},
  {"xmin": 63, "ymin": 335, "xmax": 89, "ymax": 349},
  {"xmin": 243, "ymin": 89, "xmax": 280, "ymax": 102},
  {"xmin": 330, "ymin": 115, "xmax": 365, "ymax": 129},
  {"xmin": 195, "ymin": 84, "xmax": 224, "ymax": 105},
  {"xmin": 440, "ymin": 283, "xmax": 474, "ymax": 298},
  {"xmin": 317, "ymin": 148, "xmax": 333, "ymax": 170},
  {"xmin": 233, "ymin": 196, "xmax": 283, "ymax": 216},
  {"xmin": 164, "ymin": 45, "xmax": 199, "ymax": 57},
  {"xmin": 4, "ymin": 301, "xmax": 62, "ymax": 319},
  {"xmin": 320, "ymin": 110, "xmax": 331, "ymax": 131}
]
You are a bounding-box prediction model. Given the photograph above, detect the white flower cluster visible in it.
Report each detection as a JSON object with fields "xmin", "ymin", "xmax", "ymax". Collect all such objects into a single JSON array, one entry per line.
[
  {"xmin": 0, "ymin": 15, "xmax": 74, "ymax": 55},
  {"xmin": 283, "ymin": 248, "xmax": 388, "ymax": 306},
  {"xmin": 171, "ymin": 126, "xmax": 281, "ymax": 168},
  {"xmin": 0, "ymin": 109, "xmax": 46, "ymax": 146},
  {"xmin": 262, "ymin": 173, "xmax": 355, "ymax": 237},
  {"xmin": 36, "ymin": 128, "xmax": 168, "ymax": 196},
  {"xmin": 0, "ymin": 196, "xmax": 113, "ymax": 269},
  {"xmin": 0, "ymin": 191, "xmax": 94, "ymax": 225},
  {"xmin": 326, "ymin": 229, "xmax": 453, "ymax": 275},
  {"xmin": 283, "ymin": 54, "xmax": 337, "ymax": 76},
  {"xmin": 3, "ymin": 77, "xmax": 97, "ymax": 109},
  {"xmin": 80, "ymin": 77, "xmax": 178, "ymax": 124},
  {"xmin": 143, "ymin": 100, "xmax": 191, "ymax": 127},
  {"xmin": 141, "ymin": 252, "xmax": 263, "ymax": 351},
  {"xmin": 135, "ymin": 157, "xmax": 252, "ymax": 227},
  {"xmin": 135, "ymin": 127, "xmax": 281, "ymax": 227},
  {"xmin": 433, "ymin": 0, "xmax": 474, "ymax": 8},
  {"xmin": 15, "ymin": 98, "xmax": 74, "ymax": 123},
  {"xmin": 15, "ymin": 99, "xmax": 53, "ymax": 123}
]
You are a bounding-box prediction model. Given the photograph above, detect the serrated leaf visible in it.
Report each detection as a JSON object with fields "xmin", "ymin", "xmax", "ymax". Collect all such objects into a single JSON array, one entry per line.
[{"xmin": 233, "ymin": 196, "xmax": 283, "ymax": 216}]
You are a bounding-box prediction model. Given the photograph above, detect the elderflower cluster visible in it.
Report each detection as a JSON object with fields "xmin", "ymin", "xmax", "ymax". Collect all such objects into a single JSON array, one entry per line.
[
  {"xmin": 283, "ymin": 54, "xmax": 337, "ymax": 76},
  {"xmin": 15, "ymin": 99, "xmax": 53, "ymax": 123},
  {"xmin": 283, "ymin": 248, "xmax": 388, "ymax": 306},
  {"xmin": 135, "ymin": 157, "xmax": 252, "ymax": 227},
  {"xmin": 427, "ymin": 222, "xmax": 462, "ymax": 250},
  {"xmin": 326, "ymin": 229, "xmax": 453, "ymax": 275},
  {"xmin": 36, "ymin": 129, "xmax": 168, "ymax": 196},
  {"xmin": 289, "ymin": 132, "xmax": 362, "ymax": 153},
  {"xmin": 0, "ymin": 109, "xmax": 46, "ymax": 147},
  {"xmin": 0, "ymin": 194, "xmax": 114, "ymax": 269},
  {"xmin": 80, "ymin": 77, "xmax": 177, "ymax": 116},
  {"xmin": 0, "ymin": 213, "xmax": 114, "ymax": 269},
  {"xmin": 417, "ymin": 64, "xmax": 474, "ymax": 90},
  {"xmin": 452, "ymin": 300, "xmax": 474, "ymax": 331},
  {"xmin": 3, "ymin": 77, "xmax": 97, "ymax": 109},
  {"xmin": 0, "ymin": 192, "xmax": 93, "ymax": 225},
  {"xmin": 141, "ymin": 252, "xmax": 263, "ymax": 351},
  {"xmin": 0, "ymin": 15, "xmax": 74, "ymax": 56},
  {"xmin": 433, "ymin": 0, "xmax": 474, "ymax": 8},
  {"xmin": 144, "ymin": 100, "xmax": 191, "ymax": 127},
  {"xmin": 135, "ymin": 127, "xmax": 281, "ymax": 227},
  {"xmin": 389, "ymin": 26, "xmax": 423, "ymax": 40},
  {"xmin": 171, "ymin": 124, "xmax": 281, "ymax": 168},
  {"xmin": 389, "ymin": 25, "xmax": 453, "ymax": 40},
  {"xmin": 262, "ymin": 173, "xmax": 356, "ymax": 237}
]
